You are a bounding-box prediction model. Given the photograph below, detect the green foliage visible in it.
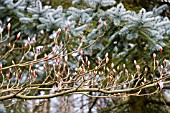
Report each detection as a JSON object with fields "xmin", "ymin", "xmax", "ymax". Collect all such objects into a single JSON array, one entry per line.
[{"xmin": 0, "ymin": 0, "xmax": 170, "ymax": 112}]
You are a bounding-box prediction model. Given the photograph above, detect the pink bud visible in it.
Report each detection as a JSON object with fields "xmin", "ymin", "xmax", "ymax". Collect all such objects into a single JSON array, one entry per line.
[
  {"xmin": 105, "ymin": 53, "xmax": 108, "ymax": 58},
  {"xmin": 106, "ymin": 57, "xmax": 109, "ymax": 64},
  {"xmin": 19, "ymin": 70, "xmax": 22, "ymax": 75},
  {"xmin": 103, "ymin": 22, "xmax": 107, "ymax": 29},
  {"xmin": 103, "ymin": 66, "xmax": 106, "ymax": 71},
  {"xmin": 88, "ymin": 61, "xmax": 90, "ymax": 66},
  {"xmin": 24, "ymin": 43, "xmax": 27, "ymax": 49},
  {"xmin": 7, "ymin": 43, "xmax": 11, "ymax": 49},
  {"xmin": 136, "ymin": 65, "xmax": 140, "ymax": 71},
  {"xmin": 33, "ymin": 69, "xmax": 37, "ymax": 75},
  {"xmin": 0, "ymin": 64, "xmax": 2, "ymax": 70},
  {"xmin": 144, "ymin": 78, "xmax": 146, "ymax": 83},
  {"xmin": 68, "ymin": 35, "xmax": 71, "ymax": 40},
  {"xmin": 160, "ymin": 46, "xmax": 163, "ymax": 54},
  {"xmin": 43, "ymin": 64, "xmax": 46, "ymax": 70},
  {"xmin": 30, "ymin": 70, "xmax": 33, "ymax": 75},
  {"xmin": 109, "ymin": 76, "xmax": 113, "ymax": 82},
  {"xmin": 160, "ymin": 65, "xmax": 163, "ymax": 70},
  {"xmin": 125, "ymin": 69, "xmax": 129, "ymax": 76},
  {"xmin": 56, "ymin": 73, "xmax": 60, "ymax": 78},
  {"xmin": 117, "ymin": 66, "xmax": 120, "ymax": 71},
  {"xmin": 89, "ymin": 71, "xmax": 92, "ymax": 76},
  {"xmin": 85, "ymin": 56, "xmax": 88, "ymax": 64},
  {"xmin": 57, "ymin": 28, "xmax": 61, "ymax": 35},
  {"xmin": 54, "ymin": 39, "xmax": 57, "ymax": 44},
  {"xmin": 67, "ymin": 21, "xmax": 70, "ymax": 28},
  {"xmin": 156, "ymin": 60, "xmax": 159, "ymax": 66},
  {"xmin": 134, "ymin": 60, "xmax": 137, "ymax": 65},
  {"xmin": 101, "ymin": 71, "xmax": 104, "ymax": 76},
  {"xmin": 8, "ymin": 68, "xmax": 11, "ymax": 74},
  {"xmin": 16, "ymin": 32, "xmax": 21, "ymax": 39},
  {"xmin": 123, "ymin": 84, "xmax": 126, "ymax": 89},
  {"xmin": 44, "ymin": 54, "xmax": 48, "ymax": 59},
  {"xmin": 7, "ymin": 23, "xmax": 11, "ymax": 31},
  {"xmin": 122, "ymin": 64, "xmax": 126, "ymax": 69},
  {"xmin": 94, "ymin": 71, "xmax": 97, "ymax": 75},
  {"xmin": 64, "ymin": 56, "xmax": 68, "ymax": 63},
  {"xmin": 97, "ymin": 57, "xmax": 101, "ymax": 64},
  {"xmin": 163, "ymin": 59, "xmax": 167, "ymax": 66},
  {"xmin": 106, "ymin": 67, "xmax": 110, "ymax": 73},
  {"xmin": 32, "ymin": 37, "xmax": 36, "ymax": 43},
  {"xmin": 144, "ymin": 67, "xmax": 148, "ymax": 72},
  {"xmin": 27, "ymin": 77, "xmax": 30, "ymax": 81},
  {"xmin": 153, "ymin": 53, "xmax": 156, "ymax": 60},
  {"xmin": 60, "ymin": 42, "xmax": 63, "ymax": 47},
  {"xmin": 6, "ymin": 74, "xmax": 10, "ymax": 79},
  {"xmin": 82, "ymin": 64, "xmax": 85, "ymax": 69},
  {"xmin": 110, "ymin": 63, "xmax": 114, "ymax": 69},
  {"xmin": 112, "ymin": 69, "xmax": 117, "ymax": 74},
  {"xmin": 60, "ymin": 56, "xmax": 63, "ymax": 61},
  {"xmin": 98, "ymin": 18, "xmax": 102, "ymax": 24},
  {"xmin": 95, "ymin": 66, "xmax": 98, "ymax": 70},
  {"xmin": 80, "ymin": 50, "xmax": 83, "ymax": 56},
  {"xmin": 28, "ymin": 37, "xmax": 30, "ymax": 44}
]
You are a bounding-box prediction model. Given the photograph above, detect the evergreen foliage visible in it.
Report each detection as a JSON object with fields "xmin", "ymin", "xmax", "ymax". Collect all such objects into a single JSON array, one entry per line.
[{"xmin": 0, "ymin": 0, "xmax": 170, "ymax": 112}]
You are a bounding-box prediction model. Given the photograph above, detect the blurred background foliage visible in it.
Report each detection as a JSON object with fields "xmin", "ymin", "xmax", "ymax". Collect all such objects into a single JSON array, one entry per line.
[{"xmin": 0, "ymin": 0, "xmax": 170, "ymax": 113}]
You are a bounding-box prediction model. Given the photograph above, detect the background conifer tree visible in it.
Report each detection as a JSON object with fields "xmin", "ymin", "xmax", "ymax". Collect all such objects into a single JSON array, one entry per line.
[{"xmin": 0, "ymin": 0, "xmax": 170, "ymax": 113}]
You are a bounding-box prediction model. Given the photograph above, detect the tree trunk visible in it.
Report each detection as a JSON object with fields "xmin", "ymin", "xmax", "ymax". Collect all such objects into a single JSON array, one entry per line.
[{"xmin": 129, "ymin": 96, "xmax": 147, "ymax": 113}]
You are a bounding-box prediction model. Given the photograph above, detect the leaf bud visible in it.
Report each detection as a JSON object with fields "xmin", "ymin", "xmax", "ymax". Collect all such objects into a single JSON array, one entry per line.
[
  {"xmin": 106, "ymin": 57, "xmax": 109, "ymax": 64},
  {"xmin": 134, "ymin": 60, "xmax": 137, "ymax": 65},
  {"xmin": 85, "ymin": 56, "xmax": 88, "ymax": 64},
  {"xmin": 0, "ymin": 64, "xmax": 2, "ymax": 70},
  {"xmin": 7, "ymin": 43, "xmax": 11, "ymax": 49},
  {"xmin": 7, "ymin": 23, "xmax": 11, "ymax": 31},
  {"xmin": 105, "ymin": 53, "xmax": 108, "ymax": 58},
  {"xmin": 136, "ymin": 65, "xmax": 140, "ymax": 72},
  {"xmin": 80, "ymin": 50, "xmax": 83, "ymax": 56},
  {"xmin": 24, "ymin": 43, "xmax": 27, "ymax": 49},
  {"xmin": 64, "ymin": 56, "xmax": 68, "ymax": 63},
  {"xmin": 57, "ymin": 28, "xmax": 61, "ymax": 35},
  {"xmin": 160, "ymin": 46, "xmax": 163, "ymax": 54},
  {"xmin": 97, "ymin": 57, "xmax": 101, "ymax": 64},
  {"xmin": 88, "ymin": 61, "xmax": 90, "ymax": 66},
  {"xmin": 98, "ymin": 18, "xmax": 102, "ymax": 24},
  {"xmin": 16, "ymin": 32, "xmax": 21, "ymax": 39},
  {"xmin": 110, "ymin": 63, "xmax": 114, "ymax": 69},
  {"xmin": 122, "ymin": 64, "xmax": 126, "ymax": 69},
  {"xmin": 153, "ymin": 53, "xmax": 156, "ymax": 60},
  {"xmin": 67, "ymin": 21, "xmax": 70, "ymax": 28},
  {"xmin": 103, "ymin": 21, "xmax": 107, "ymax": 29}
]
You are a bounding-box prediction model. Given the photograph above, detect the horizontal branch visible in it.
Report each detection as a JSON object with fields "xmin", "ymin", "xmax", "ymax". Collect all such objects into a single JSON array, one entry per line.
[{"xmin": 0, "ymin": 79, "xmax": 170, "ymax": 100}]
